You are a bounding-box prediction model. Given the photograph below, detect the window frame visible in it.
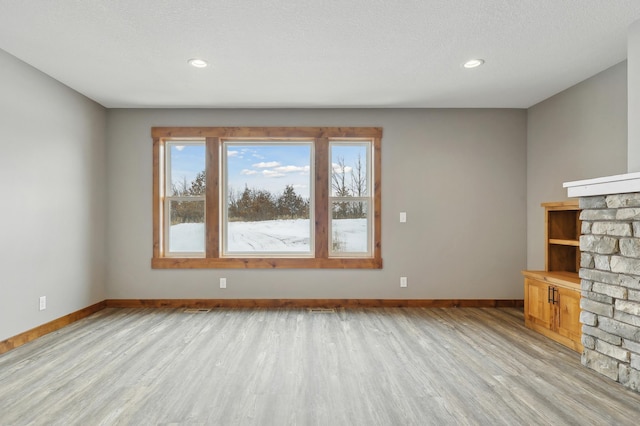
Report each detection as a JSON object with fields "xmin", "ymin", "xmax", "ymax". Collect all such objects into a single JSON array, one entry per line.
[
  {"xmin": 152, "ymin": 127, "xmax": 382, "ymax": 269},
  {"xmin": 328, "ymin": 141, "xmax": 374, "ymax": 257}
]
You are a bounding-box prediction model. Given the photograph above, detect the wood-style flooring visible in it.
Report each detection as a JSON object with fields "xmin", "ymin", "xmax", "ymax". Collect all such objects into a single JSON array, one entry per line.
[{"xmin": 1, "ymin": 307, "xmax": 639, "ymax": 425}]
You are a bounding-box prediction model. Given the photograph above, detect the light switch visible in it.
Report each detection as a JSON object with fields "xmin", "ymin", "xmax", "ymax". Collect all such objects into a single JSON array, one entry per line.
[{"xmin": 400, "ymin": 212, "xmax": 407, "ymax": 223}]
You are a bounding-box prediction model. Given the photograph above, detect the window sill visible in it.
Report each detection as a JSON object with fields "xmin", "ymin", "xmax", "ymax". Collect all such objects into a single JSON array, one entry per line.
[{"xmin": 151, "ymin": 257, "xmax": 383, "ymax": 269}]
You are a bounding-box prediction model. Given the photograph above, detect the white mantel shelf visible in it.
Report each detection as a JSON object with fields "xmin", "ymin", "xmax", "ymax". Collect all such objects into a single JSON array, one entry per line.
[{"xmin": 563, "ymin": 172, "xmax": 640, "ymax": 198}]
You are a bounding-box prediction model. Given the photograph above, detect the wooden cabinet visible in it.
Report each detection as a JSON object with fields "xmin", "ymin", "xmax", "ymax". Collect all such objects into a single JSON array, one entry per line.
[
  {"xmin": 555, "ymin": 285, "xmax": 582, "ymax": 344},
  {"xmin": 524, "ymin": 276, "xmax": 553, "ymax": 330},
  {"xmin": 523, "ymin": 272, "xmax": 582, "ymax": 352},
  {"xmin": 522, "ymin": 201, "xmax": 583, "ymax": 352}
]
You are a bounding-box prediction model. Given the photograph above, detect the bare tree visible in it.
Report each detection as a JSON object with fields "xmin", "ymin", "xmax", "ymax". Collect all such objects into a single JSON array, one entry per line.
[
  {"xmin": 349, "ymin": 154, "xmax": 366, "ymax": 218},
  {"xmin": 331, "ymin": 157, "xmax": 351, "ymax": 218},
  {"xmin": 171, "ymin": 176, "xmax": 189, "ymax": 196}
]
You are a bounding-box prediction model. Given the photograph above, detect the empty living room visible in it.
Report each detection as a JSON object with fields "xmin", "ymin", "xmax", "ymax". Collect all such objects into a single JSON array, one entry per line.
[{"xmin": 2, "ymin": 1, "xmax": 640, "ymax": 425}]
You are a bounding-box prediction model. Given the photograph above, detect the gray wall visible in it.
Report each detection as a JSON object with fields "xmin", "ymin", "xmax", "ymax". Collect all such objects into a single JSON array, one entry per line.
[
  {"xmin": 106, "ymin": 108, "xmax": 527, "ymax": 300},
  {"xmin": 629, "ymin": 20, "xmax": 640, "ymax": 172},
  {"xmin": 0, "ymin": 50, "xmax": 107, "ymax": 341},
  {"xmin": 526, "ymin": 62, "xmax": 628, "ymax": 270}
]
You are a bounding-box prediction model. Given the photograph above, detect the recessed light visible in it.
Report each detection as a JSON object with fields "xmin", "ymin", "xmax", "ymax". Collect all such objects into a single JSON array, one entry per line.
[
  {"xmin": 188, "ymin": 58, "xmax": 208, "ymax": 68},
  {"xmin": 463, "ymin": 59, "xmax": 485, "ymax": 69}
]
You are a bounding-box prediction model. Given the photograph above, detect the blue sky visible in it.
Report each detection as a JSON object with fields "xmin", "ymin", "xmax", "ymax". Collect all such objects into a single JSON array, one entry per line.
[
  {"xmin": 169, "ymin": 143, "xmax": 205, "ymax": 193},
  {"xmin": 168, "ymin": 141, "xmax": 369, "ymax": 199},
  {"xmin": 226, "ymin": 143, "xmax": 312, "ymax": 198}
]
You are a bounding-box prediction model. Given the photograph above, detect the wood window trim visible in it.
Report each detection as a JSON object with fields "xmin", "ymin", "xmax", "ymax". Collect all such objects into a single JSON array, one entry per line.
[{"xmin": 152, "ymin": 127, "xmax": 382, "ymax": 269}]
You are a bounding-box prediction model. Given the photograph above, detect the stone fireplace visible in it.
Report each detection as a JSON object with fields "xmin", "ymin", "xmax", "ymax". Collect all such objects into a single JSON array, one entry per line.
[
  {"xmin": 564, "ymin": 174, "xmax": 640, "ymax": 392},
  {"xmin": 576, "ymin": 192, "xmax": 640, "ymax": 392}
]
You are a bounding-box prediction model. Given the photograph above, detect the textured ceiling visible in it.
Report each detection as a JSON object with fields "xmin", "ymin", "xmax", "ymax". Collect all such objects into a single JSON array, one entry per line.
[{"xmin": 1, "ymin": 0, "xmax": 639, "ymax": 108}]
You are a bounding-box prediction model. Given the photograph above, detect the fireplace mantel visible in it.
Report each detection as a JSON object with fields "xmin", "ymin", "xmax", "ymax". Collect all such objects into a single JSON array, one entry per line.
[{"xmin": 563, "ymin": 172, "xmax": 640, "ymax": 198}]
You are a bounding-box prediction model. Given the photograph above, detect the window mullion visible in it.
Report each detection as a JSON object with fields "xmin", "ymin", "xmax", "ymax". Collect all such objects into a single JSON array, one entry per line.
[
  {"xmin": 315, "ymin": 137, "xmax": 329, "ymax": 259},
  {"xmin": 205, "ymin": 137, "xmax": 219, "ymax": 258}
]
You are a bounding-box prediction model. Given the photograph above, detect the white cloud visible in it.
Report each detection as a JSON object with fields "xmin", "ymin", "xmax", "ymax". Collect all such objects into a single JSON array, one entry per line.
[
  {"xmin": 175, "ymin": 145, "xmax": 185, "ymax": 151},
  {"xmin": 241, "ymin": 169, "xmax": 258, "ymax": 175},
  {"xmin": 273, "ymin": 165, "xmax": 310, "ymax": 173},
  {"xmin": 253, "ymin": 161, "xmax": 281, "ymax": 168},
  {"xmin": 332, "ymin": 163, "xmax": 352, "ymax": 174},
  {"xmin": 228, "ymin": 150, "xmax": 240, "ymax": 157},
  {"xmin": 263, "ymin": 170, "xmax": 286, "ymax": 178}
]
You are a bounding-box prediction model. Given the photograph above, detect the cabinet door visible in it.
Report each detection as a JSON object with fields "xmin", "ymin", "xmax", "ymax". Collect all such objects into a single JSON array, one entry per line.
[
  {"xmin": 525, "ymin": 278, "xmax": 552, "ymax": 329},
  {"xmin": 555, "ymin": 286, "xmax": 581, "ymax": 342}
]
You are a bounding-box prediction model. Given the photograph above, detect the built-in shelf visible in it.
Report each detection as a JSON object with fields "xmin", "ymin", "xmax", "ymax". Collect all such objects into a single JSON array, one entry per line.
[
  {"xmin": 549, "ymin": 239, "xmax": 580, "ymax": 247},
  {"xmin": 522, "ymin": 200, "xmax": 582, "ymax": 352}
]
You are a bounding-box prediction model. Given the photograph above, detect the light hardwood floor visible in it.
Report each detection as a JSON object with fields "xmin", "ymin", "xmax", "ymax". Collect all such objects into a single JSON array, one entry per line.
[{"xmin": 1, "ymin": 307, "xmax": 639, "ymax": 425}]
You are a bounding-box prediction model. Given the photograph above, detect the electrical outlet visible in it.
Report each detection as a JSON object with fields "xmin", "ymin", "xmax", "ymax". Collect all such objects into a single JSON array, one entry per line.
[
  {"xmin": 39, "ymin": 296, "xmax": 46, "ymax": 310},
  {"xmin": 400, "ymin": 277, "xmax": 408, "ymax": 288},
  {"xmin": 220, "ymin": 278, "xmax": 227, "ymax": 289}
]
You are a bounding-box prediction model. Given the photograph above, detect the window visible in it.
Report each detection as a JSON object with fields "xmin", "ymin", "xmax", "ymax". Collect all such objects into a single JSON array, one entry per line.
[
  {"xmin": 222, "ymin": 141, "xmax": 314, "ymax": 256},
  {"xmin": 164, "ymin": 141, "xmax": 206, "ymax": 256},
  {"xmin": 152, "ymin": 127, "xmax": 382, "ymax": 269},
  {"xmin": 330, "ymin": 142, "xmax": 372, "ymax": 257}
]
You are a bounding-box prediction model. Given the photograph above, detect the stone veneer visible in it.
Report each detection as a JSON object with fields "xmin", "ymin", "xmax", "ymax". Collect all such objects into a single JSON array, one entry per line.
[{"xmin": 579, "ymin": 192, "xmax": 640, "ymax": 392}]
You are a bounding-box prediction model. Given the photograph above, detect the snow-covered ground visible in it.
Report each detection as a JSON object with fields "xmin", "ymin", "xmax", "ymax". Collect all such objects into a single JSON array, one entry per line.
[
  {"xmin": 169, "ymin": 218, "xmax": 367, "ymax": 253},
  {"xmin": 226, "ymin": 219, "xmax": 311, "ymax": 252}
]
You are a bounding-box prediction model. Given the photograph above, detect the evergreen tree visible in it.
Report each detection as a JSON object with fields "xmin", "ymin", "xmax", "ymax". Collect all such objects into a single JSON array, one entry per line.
[
  {"xmin": 252, "ymin": 189, "xmax": 276, "ymax": 221},
  {"xmin": 188, "ymin": 171, "xmax": 206, "ymax": 195},
  {"xmin": 235, "ymin": 185, "xmax": 253, "ymax": 220},
  {"xmin": 170, "ymin": 171, "xmax": 206, "ymax": 225},
  {"xmin": 229, "ymin": 184, "xmax": 309, "ymax": 221},
  {"xmin": 278, "ymin": 185, "xmax": 305, "ymax": 219}
]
